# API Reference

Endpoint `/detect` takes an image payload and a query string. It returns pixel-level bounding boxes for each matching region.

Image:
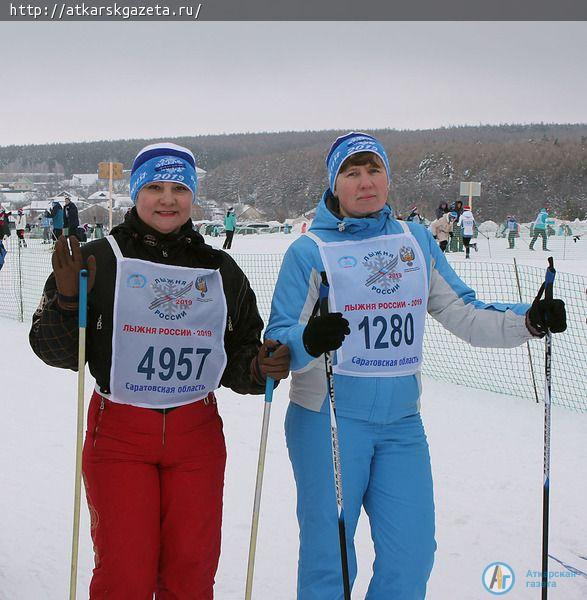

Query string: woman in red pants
[30,142,290,599]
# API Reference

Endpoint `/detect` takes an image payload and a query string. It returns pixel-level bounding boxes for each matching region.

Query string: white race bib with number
[105,236,227,408]
[308,222,428,377]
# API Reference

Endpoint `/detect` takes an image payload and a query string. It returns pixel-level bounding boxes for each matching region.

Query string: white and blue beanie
[130,142,198,203]
[326,132,391,193]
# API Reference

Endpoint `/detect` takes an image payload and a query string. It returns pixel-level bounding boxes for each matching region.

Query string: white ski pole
[245,372,275,600]
[69,268,88,600]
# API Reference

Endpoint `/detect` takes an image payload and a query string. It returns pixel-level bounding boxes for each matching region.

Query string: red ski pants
[82,391,227,599]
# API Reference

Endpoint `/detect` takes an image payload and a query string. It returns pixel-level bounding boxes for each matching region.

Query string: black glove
[526,299,567,336]
[302,313,350,357]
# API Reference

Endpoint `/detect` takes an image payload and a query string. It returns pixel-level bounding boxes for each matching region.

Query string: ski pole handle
[319,271,329,317]
[544,257,555,303]
[264,375,274,403]
[78,269,88,327]
[264,346,275,402]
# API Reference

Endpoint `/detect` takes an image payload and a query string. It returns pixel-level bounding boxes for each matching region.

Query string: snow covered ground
[1,318,587,600]
[1,226,585,598]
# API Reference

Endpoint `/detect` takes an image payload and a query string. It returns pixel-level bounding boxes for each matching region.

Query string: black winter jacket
[29,209,265,397]
[64,201,80,230]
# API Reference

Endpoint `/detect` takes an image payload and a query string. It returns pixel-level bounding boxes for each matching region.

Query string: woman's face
[136,181,192,234]
[334,155,388,218]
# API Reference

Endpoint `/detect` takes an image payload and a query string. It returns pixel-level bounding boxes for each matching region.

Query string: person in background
[29,142,291,600]
[529,208,553,251]
[94,219,104,240]
[0,237,6,271]
[64,196,81,241]
[15,207,27,247]
[223,207,237,249]
[49,199,64,242]
[0,203,12,243]
[506,215,519,249]
[435,201,449,220]
[265,131,567,600]
[449,200,464,252]
[429,210,453,252]
[41,210,52,244]
[457,205,476,259]
[406,205,424,224]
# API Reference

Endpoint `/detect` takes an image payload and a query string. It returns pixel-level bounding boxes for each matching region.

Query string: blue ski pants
[285,403,436,600]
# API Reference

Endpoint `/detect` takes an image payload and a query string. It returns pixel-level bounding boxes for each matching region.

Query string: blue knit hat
[130,142,198,203]
[326,132,391,193]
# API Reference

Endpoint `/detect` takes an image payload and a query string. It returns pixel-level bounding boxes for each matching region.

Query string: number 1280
[357,314,414,349]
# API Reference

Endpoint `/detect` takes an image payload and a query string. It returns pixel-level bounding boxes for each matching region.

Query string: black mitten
[302,313,350,357]
[526,299,567,336]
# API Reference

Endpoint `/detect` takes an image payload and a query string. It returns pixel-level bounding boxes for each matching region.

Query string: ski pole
[245,370,275,600]
[69,268,88,600]
[319,272,351,600]
[540,257,556,599]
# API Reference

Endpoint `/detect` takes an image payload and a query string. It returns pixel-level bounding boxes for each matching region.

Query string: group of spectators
[0,196,107,249]
[429,200,478,257]
[426,202,576,253]
[1,204,29,248]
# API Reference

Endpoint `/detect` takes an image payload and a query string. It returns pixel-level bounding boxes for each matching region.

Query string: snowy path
[1,319,586,599]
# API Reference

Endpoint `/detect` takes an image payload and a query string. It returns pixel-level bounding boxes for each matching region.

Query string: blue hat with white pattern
[130,142,198,203]
[326,132,391,193]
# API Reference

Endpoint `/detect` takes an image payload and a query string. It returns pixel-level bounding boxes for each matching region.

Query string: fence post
[16,237,24,322]
[513,258,539,403]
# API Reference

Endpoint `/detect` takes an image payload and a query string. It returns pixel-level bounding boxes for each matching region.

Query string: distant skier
[457,205,476,258]
[529,208,552,251]
[14,208,27,247]
[506,215,519,249]
[266,131,567,600]
[223,207,237,249]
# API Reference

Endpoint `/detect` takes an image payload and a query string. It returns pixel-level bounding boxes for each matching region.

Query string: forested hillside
[1,124,585,221]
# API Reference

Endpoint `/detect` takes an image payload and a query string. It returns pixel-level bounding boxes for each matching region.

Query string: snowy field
[1,227,586,599]
[200,228,587,273]
[1,319,587,599]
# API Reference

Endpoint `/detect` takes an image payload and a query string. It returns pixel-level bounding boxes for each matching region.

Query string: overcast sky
[0,22,585,146]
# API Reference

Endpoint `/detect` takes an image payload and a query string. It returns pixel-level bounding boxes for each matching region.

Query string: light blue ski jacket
[533,209,554,231]
[266,194,533,424]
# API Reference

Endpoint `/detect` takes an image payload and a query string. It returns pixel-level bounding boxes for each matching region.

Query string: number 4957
[137,346,211,381]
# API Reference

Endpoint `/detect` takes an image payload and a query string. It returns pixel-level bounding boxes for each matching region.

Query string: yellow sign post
[98,161,124,230]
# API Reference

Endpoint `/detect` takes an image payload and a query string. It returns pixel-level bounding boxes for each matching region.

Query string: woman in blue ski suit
[265,132,567,600]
